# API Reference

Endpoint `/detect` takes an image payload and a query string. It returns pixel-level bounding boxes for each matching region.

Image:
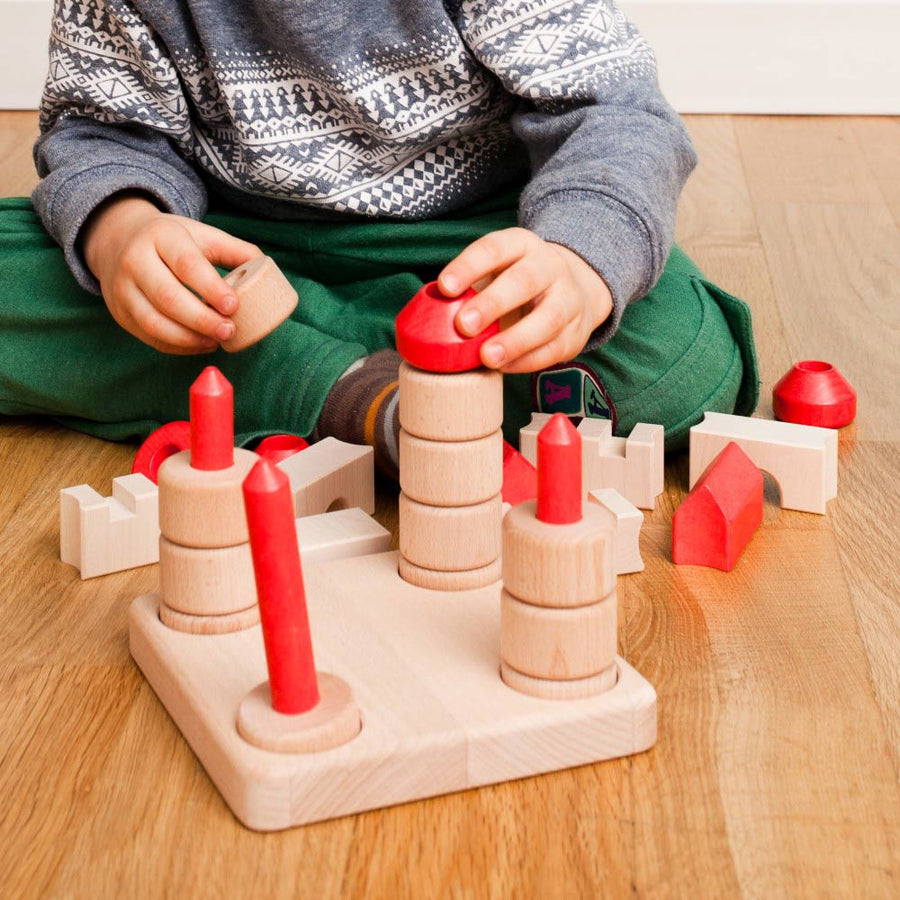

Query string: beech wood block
[502,501,615,607]
[129,551,656,831]
[399,493,502,571]
[295,507,391,565]
[60,473,159,579]
[159,537,256,616]
[277,437,374,518]
[221,255,299,352]
[399,429,502,507]
[237,674,362,754]
[397,556,502,591]
[689,412,838,514]
[158,447,258,548]
[159,598,260,635]
[500,661,618,701]
[587,488,645,575]
[500,589,617,680]
[398,362,503,441]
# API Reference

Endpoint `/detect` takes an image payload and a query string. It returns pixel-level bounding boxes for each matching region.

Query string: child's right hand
[83,193,262,355]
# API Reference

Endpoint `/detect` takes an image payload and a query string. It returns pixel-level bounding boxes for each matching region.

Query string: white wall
[1,0,899,113]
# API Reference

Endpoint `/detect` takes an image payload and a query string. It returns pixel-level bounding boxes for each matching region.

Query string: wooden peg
[190,366,234,471]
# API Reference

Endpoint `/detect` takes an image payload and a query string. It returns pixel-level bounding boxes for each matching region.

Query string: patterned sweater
[33,0,697,343]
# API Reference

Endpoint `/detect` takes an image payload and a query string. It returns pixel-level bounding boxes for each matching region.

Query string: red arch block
[673,441,763,572]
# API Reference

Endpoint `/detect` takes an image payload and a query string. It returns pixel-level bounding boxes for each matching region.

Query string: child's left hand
[438,228,613,373]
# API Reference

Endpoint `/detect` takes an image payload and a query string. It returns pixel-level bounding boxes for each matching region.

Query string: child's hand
[83,194,262,355]
[438,228,613,373]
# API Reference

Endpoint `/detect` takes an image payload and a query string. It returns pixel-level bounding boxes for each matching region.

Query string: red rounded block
[772,361,856,428]
[190,367,234,471]
[256,434,309,464]
[395,281,499,373]
[537,414,582,525]
[132,421,191,485]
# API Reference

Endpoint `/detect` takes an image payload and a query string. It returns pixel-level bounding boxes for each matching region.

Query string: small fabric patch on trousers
[532,362,618,431]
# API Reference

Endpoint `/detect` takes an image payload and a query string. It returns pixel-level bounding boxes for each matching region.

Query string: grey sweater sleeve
[455,1,697,346]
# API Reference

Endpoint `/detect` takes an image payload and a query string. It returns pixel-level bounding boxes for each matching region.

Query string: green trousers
[0,191,758,451]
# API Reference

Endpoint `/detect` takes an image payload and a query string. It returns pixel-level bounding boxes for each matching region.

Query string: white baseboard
[1,0,898,113]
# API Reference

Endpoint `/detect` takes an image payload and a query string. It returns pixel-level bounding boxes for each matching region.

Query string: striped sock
[313,350,401,479]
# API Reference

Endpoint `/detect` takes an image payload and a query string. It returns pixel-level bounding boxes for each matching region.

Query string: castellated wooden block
[588,488,644,575]
[398,362,503,441]
[399,429,502,507]
[502,501,616,607]
[221,255,299,352]
[399,493,502,571]
[276,438,374,519]
[159,537,257,617]
[500,589,617,681]
[60,473,159,579]
[500,661,618,701]
[158,447,258,548]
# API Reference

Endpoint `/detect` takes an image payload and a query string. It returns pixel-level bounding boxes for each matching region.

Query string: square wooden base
[129,551,657,831]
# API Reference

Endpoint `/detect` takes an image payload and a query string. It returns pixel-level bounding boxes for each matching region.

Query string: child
[1,0,758,476]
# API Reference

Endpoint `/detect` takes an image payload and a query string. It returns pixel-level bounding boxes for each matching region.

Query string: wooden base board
[129,551,656,832]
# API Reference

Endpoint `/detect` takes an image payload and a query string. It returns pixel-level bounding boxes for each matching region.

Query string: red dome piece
[772,361,856,428]
[132,421,191,484]
[395,281,499,372]
[256,433,309,464]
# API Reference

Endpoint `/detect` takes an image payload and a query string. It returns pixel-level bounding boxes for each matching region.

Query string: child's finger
[188,221,263,271]
[499,322,583,374]
[454,257,555,337]
[120,285,219,355]
[154,227,240,317]
[479,294,577,369]
[437,227,540,296]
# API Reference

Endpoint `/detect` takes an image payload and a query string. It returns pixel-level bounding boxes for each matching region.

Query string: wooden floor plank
[850,117,900,229]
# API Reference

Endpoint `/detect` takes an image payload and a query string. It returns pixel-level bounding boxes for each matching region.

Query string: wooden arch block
[588,488,644,575]
[689,412,837,514]
[674,442,764,571]
[60,474,159,579]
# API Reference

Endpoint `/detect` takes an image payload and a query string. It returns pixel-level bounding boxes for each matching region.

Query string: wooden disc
[221,255,299,352]
[399,429,502,507]
[158,447,258,548]
[399,492,502,571]
[500,589,617,680]
[500,661,618,700]
[502,501,615,607]
[237,673,362,754]
[159,599,260,635]
[398,362,502,441]
[398,555,502,591]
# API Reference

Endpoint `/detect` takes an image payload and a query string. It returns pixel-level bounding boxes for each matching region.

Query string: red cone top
[190,367,234,471]
[395,281,499,372]
[772,360,856,428]
[536,414,582,525]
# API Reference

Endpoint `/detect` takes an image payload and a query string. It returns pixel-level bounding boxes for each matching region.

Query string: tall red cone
[536,414,582,525]
[190,366,234,471]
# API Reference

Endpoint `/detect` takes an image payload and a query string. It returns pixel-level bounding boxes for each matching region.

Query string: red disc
[132,421,191,485]
[395,281,499,373]
[772,361,856,428]
[256,434,309,464]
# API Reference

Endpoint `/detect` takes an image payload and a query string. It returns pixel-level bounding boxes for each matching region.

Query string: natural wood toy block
[588,488,644,575]
[398,362,502,441]
[500,589,617,680]
[159,600,260,635]
[499,661,618,701]
[295,507,391,565]
[399,429,502,507]
[221,255,299,353]
[276,437,374,518]
[689,412,838,514]
[674,441,764,571]
[60,473,159,579]
[396,556,503,592]
[129,550,657,831]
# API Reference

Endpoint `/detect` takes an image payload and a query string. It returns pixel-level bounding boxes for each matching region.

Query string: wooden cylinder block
[398,556,502,591]
[159,537,256,616]
[159,598,260,635]
[500,661,618,700]
[399,492,502,571]
[500,589,617,680]
[158,448,258,548]
[399,429,502,507]
[502,501,615,607]
[398,362,503,441]
[221,255,299,352]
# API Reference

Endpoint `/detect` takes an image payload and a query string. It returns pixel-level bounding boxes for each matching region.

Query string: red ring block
[132,421,191,484]
[773,360,856,428]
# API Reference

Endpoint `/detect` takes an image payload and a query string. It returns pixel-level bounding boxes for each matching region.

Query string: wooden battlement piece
[587,488,645,575]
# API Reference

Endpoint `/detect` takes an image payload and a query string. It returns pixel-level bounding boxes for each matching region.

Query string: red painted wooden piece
[673,441,763,572]
[256,434,309,464]
[773,360,856,428]
[242,459,321,715]
[536,414,582,525]
[132,421,191,484]
[395,281,499,372]
[190,367,234,471]
[502,440,538,507]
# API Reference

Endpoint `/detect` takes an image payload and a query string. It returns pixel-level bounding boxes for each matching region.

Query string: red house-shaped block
[502,440,538,507]
[673,441,763,572]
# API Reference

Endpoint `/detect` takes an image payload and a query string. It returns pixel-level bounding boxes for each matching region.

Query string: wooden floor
[1,111,898,898]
